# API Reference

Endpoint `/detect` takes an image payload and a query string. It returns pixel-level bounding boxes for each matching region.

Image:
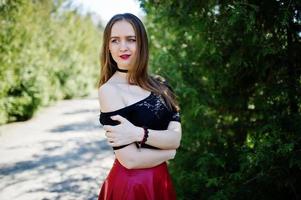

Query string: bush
[0,0,101,124]
[140,0,301,199]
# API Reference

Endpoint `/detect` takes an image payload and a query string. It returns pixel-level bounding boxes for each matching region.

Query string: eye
[111,39,119,43]
[128,38,136,42]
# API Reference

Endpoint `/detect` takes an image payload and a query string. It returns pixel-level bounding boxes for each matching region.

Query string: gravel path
[0,93,114,200]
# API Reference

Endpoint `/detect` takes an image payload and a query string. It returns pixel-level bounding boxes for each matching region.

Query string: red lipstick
[120,54,130,60]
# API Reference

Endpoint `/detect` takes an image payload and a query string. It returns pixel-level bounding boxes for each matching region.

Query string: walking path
[0,92,114,200]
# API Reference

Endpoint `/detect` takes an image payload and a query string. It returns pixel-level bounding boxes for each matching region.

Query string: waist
[113,158,167,173]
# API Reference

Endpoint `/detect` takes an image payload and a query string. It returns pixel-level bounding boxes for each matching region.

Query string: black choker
[116,67,128,73]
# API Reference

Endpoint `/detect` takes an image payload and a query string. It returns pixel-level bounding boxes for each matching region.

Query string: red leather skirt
[98,159,176,200]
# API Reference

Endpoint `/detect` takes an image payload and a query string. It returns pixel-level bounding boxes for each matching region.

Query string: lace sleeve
[157,77,181,123]
[99,112,120,126]
[170,110,181,122]
[155,76,181,122]
[99,111,132,150]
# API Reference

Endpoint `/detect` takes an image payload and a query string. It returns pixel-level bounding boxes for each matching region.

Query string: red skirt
[98,159,177,200]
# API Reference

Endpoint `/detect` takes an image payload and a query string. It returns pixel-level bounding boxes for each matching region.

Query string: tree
[0,0,101,124]
[140,0,301,199]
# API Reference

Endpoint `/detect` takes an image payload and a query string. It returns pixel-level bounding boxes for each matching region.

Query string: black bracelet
[137,126,149,149]
[141,126,149,145]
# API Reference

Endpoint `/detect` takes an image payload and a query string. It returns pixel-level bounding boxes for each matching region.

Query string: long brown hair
[98,13,179,112]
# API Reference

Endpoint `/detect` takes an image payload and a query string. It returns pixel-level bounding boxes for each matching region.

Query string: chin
[118,62,131,68]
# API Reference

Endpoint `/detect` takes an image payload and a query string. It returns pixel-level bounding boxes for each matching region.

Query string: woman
[97,13,182,200]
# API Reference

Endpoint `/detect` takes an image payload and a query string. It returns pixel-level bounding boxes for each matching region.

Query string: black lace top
[99,91,181,150]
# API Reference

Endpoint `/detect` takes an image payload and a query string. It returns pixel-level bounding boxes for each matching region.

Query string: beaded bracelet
[137,126,149,149]
[141,126,149,144]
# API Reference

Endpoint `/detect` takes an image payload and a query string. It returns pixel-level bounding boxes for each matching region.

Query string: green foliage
[0,0,101,124]
[140,0,301,199]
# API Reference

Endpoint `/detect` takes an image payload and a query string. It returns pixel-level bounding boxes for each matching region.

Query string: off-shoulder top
[99,91,181,150]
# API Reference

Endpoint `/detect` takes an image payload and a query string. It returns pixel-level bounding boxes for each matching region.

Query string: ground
[0,93,114,200]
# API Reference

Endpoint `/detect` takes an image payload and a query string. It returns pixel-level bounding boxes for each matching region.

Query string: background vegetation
[2,0,301,199]
[140,0,301,199]
[0,0,101,125]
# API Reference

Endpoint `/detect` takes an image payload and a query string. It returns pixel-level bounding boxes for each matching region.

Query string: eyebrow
[110,36,136,39]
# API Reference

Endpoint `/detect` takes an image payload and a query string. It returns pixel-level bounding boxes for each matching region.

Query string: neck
[113,70,129,83]
[116,67,128,73]
[116,66,129,73]
[111,66,130,83]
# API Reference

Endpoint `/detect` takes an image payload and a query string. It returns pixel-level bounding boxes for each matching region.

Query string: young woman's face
[109,20,137,70]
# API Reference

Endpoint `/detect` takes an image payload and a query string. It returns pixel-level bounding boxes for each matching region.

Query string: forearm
[136,128,181,150]
[114,143,175,169]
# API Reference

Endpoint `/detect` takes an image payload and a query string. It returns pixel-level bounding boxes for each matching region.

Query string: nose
[119,40,128,51]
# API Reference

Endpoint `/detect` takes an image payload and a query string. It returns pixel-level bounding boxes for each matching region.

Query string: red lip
[120,54,130,60]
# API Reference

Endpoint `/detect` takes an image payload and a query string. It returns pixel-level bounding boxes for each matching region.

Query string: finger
[103,125,113,132]
[106,136,114,143]
[105,131,116,139]
[111,115,126,123]
[107,140,114,146]
[108,139,117,146]
[111,141,119,147]
[105,131,110,138]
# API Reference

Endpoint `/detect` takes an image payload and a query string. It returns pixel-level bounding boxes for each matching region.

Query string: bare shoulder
[98,83,125,112]
[98,83,116,98]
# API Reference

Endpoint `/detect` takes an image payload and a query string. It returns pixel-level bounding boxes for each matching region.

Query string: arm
[106,115,182,150]
[135,121,182,150]
[98,85,176,169]
[114,143,176,169]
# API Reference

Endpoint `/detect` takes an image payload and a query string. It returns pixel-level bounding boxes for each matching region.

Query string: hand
[169,150,176,159]
[103,115,143,147]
